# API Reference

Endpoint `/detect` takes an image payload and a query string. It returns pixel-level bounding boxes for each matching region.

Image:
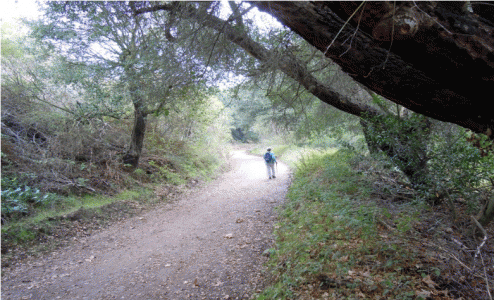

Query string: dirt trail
[2,150,291,299]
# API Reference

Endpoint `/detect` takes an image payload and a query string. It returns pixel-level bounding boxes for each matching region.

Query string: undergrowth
[0,187,158,266]
[257,150,465,300]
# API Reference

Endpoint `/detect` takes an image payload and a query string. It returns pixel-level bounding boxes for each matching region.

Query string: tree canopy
[33,1,238,167]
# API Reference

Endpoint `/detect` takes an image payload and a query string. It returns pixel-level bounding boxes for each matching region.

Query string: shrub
[1,176,58,222]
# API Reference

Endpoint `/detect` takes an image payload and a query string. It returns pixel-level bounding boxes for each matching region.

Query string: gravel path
[2,150,291,299]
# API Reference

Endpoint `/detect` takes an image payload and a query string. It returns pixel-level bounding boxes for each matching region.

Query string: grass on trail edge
[257,150,444,300]
[1,188,158,266]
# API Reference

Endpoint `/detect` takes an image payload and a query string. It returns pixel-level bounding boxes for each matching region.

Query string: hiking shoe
[272,175,276,178]
[269,177,272,179]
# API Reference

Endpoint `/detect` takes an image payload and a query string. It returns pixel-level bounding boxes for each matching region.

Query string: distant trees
[221,88,265,143]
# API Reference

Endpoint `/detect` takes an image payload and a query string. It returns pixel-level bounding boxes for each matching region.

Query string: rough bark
[122,103,147,169]
[360,118,379,154]
[122,74,147,168]
[251,1,494,140]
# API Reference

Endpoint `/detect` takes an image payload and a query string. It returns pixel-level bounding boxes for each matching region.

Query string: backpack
[264,152,273,163]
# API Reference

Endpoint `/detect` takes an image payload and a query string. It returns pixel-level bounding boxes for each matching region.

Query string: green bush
[429,129,492,189]
[363,108,493,212]
[424,128,494,215]
[1,176,58,221]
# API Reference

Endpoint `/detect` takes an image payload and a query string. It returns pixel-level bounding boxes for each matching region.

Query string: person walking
[264,148,277,179]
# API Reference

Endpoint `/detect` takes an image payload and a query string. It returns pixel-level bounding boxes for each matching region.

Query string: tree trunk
[478,197,494,227]
[360,119,379,155]
[123,103,147,169]
[251,1,494,140]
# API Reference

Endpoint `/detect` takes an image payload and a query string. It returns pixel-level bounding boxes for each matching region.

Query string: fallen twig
[450,237,469,252]
[378,219,395,231]
[448,252,473,272]
[481,253,493,300]
[470,215,488,259]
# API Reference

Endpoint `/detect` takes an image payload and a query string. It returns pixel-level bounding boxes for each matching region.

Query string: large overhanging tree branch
[137,2,491,190]
[137,2,440,187]
[250,1,494,140]
[137,2,383,121]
